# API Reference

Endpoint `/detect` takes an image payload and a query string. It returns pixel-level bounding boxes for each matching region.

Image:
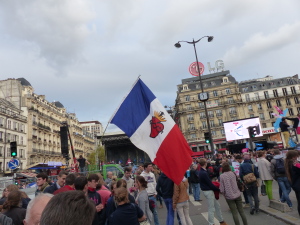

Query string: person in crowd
[153,165,164,208]
[0,185,30,209]
[284,150,300,215]
[105,171,113,188]
[198,158,228,225]
[141,162,160,225]
[53,173,76,195]
[96,174,111,207]
[172,176,193,225]
[135,176,153,224]
[186,165,193,195]
[219,158,234,177]
[40,191,95,225]
[220,163,248,225]
[75,176,88,193]
[280,118,291,148]
[257,151,274,200]
[265,150,274,162]
[0,213,13,224]
[271,149,292,208]
[109,187,145,225]
[23,193,53,225]
[235,155,249,207]
[44,170,68,194]
[77,155,90,173]
[87,174,105,225]
[215,154,223,167]
[2,191,26,225]
[239,153,260,215]
[35,173,49,196]
[189,164,201,201]
[156,172,174,225]
[105,181,117,225]
[122,167,134,192]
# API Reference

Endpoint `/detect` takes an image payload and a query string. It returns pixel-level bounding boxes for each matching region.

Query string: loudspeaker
[60,126,69,155]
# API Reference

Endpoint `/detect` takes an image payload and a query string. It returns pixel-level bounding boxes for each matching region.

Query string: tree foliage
[87,145,106,165]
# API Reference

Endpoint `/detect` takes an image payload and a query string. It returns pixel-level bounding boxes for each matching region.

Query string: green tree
[87,145,106,165]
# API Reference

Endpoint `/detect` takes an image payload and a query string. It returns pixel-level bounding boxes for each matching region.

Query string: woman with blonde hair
[109,187,145,225]
[284,150,300,215]
[257,151,273,200]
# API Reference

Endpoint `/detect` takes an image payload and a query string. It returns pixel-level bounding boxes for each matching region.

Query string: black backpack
[275,158,285,174]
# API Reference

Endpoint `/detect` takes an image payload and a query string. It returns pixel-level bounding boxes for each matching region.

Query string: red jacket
[53,185,75,195]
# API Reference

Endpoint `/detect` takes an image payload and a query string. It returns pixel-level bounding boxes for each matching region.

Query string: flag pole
[108,75,141,124]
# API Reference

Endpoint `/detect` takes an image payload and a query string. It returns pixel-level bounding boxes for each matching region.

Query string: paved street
[156,181,299,225]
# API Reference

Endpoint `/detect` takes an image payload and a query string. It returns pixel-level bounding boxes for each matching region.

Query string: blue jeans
[277,177,292,207]
[163,198,174,225]
[149,195,160,225]
[191,183,200,201]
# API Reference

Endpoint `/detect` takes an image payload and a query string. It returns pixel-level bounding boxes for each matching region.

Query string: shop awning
[218,148,227,152]
[191,151,204,157]
[16,172,37,178]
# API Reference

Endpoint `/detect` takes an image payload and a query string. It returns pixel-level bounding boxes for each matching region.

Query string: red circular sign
[189,62,205,76]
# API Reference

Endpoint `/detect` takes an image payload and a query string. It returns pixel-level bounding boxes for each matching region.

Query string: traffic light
[204,132,210,144]
[10,141,17,157]
[248,124,260,138]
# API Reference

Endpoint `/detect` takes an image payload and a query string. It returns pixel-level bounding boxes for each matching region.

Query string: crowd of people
[0,149,299,225]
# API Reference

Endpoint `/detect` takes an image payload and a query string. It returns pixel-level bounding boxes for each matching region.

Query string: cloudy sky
[0,0,299,132]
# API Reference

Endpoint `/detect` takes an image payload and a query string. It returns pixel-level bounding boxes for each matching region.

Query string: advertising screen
[223,117,263,141]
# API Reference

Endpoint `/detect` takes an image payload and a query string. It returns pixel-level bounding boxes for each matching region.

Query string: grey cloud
[0,0,94,76]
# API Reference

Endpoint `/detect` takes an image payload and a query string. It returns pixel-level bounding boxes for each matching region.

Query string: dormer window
[223,77,228,83]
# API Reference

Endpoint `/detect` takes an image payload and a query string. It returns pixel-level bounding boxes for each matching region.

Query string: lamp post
[174,36,215,153]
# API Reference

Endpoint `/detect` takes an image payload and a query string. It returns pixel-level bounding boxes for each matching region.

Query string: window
[211,81,216,86]
[213,90,218,97]
[218,119,223,126]
[266,101,272,109]
[250,114,254,117]
[229,107,236,114]
[202,121,207,129]
[297,107,300,114]
[185,95,190,101]
[294,97,299,104]
[7,148,10,157]
[7,120,11,129]
[200,112,206,119]
[189,134,196,139]
[223,77,228,83]
[262,123,267,128]
[248,105,253,111]
[276,100,281,107]
[186,104,192,110]
[187,114,194,121]
[254,93,259,100]
[208,111,214,118]
[211,130,216,136]
[198,102,204,108]
[257,103,262,110]
[273,90,278,97]
[243,87,248,92]
[282,88,288,96]
[210,120,215,127]
[183,85,188,90]
[286,98,291,106]
[216,109,222,116]
[221,129,225,134]
[291,86,296,94]
[188,124,195,130]
[287,78,293,85]
[245,94,250,102]
[269,111,274,118]
[225,88,231,94]
[227,97,234,104]
[20,136,23,145]
[259,113,265,120]
[203,83,208,87]
[289,108,294,116]
[264,91,269,99]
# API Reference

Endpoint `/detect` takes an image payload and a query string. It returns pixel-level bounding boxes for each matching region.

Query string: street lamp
[174,36,215,153]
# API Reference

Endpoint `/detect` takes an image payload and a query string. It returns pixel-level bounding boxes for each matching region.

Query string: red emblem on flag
[150,111,166,138]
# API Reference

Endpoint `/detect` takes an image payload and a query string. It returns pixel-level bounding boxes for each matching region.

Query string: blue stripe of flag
[111,79,156,137]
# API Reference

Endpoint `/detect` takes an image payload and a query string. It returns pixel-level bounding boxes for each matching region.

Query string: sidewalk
[255,180,300,225]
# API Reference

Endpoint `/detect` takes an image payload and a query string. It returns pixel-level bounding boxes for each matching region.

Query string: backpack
[275,158,285,174]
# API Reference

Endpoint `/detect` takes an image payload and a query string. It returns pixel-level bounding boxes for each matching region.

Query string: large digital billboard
[223,117,263,141]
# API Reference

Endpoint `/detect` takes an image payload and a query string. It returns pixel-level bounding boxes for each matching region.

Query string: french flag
[110,78,193,184]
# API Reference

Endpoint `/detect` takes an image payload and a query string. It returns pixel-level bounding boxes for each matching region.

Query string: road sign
[7,159,20,170]
[189,62,205,76]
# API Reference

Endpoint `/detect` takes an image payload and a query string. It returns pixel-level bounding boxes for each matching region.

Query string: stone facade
[175,71,300,152]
